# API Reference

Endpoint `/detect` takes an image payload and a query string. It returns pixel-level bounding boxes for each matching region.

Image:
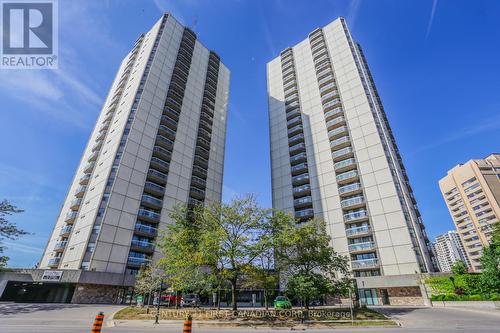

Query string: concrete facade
[267,16,436,285]
[439,153,500,271]
[39,14,229,276]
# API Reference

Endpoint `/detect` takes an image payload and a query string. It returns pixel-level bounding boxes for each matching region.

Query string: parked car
[162,293,182,306]
[273,296,292,309]
[181,294,200,307]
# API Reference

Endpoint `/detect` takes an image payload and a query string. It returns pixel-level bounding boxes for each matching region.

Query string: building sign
[41,270,63,281]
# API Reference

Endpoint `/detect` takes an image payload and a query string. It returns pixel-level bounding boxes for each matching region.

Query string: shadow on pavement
[0,303,83,315]
[371,306,425,317]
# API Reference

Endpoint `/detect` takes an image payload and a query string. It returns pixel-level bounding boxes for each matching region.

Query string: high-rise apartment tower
[40,14,230,276]
[432,231,470,272]
[267,17,435,305]
[439,153,500,271]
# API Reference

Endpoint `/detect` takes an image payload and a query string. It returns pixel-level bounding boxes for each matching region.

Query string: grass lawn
[113,306,395,326]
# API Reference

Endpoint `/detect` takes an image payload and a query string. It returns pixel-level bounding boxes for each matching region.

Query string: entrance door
[358,289,378,305]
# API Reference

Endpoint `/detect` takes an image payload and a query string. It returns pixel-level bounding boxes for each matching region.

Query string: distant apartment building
[7,13,230,303]
[432,231,470,272]
[267,17,436,305]
[439,153,500,271]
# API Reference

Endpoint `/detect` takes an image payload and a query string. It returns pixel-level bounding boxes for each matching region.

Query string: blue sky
[1,0,499,268]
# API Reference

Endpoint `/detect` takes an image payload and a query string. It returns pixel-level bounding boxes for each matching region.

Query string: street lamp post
[154,280,164,324]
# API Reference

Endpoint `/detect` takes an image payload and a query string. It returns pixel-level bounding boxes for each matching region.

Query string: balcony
[341,196,365,209]
[191,176,207,189]
[188,198,203,207]
[332,147,354,161]
[156,135,174,150]
[91,141,103,152]
[285,94,299,105]
[289,142,306,154]
[336,170,359,185]
[345,225,371,238]
[338,183,363,196]
[326,116,346,130]
[324,107,343,121]
[161,115,178,130]
[70,198,82,211]
[351,258,379,270]
[320,82,336,93]
[287,124,303,136]
[99,123,110,133]
[130,240,155,253]
[83,162,95,174]
[334,158,356,172]
[295,208,314,220]
[198,128,212,140]
[316,62,331,75]
[292,173,309,186]
[88,151,98,162]
[290,152,307,165]
[48,257,60,267]
[65,211,77,223]
[313,54,329,65]
[127,256,151,267]
[330,136,351,150]
[134,224,158,237]
[59,225,72,237]
[294,196,312,208]
[54,241,67,252]
[293,184,311,197]
[288,133,304,146]
[199,119,212,132]
[147,169,168,185]
[321,91,339,103]
[79,173,91,185]
[141,194,163,209]
[159,125,176,139]
[137,208,161,223]
[190,187,205,200]
[144,181,165,197]
[291,162,308,175]
[318,74,334,86]
[152,146,172,161]
[286,108,301,120]
[196,146,210,159]
[328,126,349,140]
[348,241,376,253]
[74,185,87,198]
[192,165,208,178]
[193,155,209,168]
[164,106,180,120]
[287,115,302,128]
[150,157,170,173]
[197,137,211,150]
[344,209,369,223]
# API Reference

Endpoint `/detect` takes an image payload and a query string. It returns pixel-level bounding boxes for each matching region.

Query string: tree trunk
[231,278,238,313]
[304,296,309,310]
[217,286,221,310]
[264,289,268,310]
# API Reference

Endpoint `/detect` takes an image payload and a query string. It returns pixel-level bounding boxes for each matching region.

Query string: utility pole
[154,280,164,324]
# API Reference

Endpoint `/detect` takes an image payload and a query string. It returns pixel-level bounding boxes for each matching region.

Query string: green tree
[479,223,500,293]
[451,260,468,275]
[0,200,27,268]
[276,217,350,309]
[135,264,164,306]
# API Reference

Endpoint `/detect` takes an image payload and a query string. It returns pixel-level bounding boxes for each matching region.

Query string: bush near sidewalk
[430,294,500,301]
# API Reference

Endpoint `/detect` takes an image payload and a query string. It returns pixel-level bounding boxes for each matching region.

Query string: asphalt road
[0,303,499,332]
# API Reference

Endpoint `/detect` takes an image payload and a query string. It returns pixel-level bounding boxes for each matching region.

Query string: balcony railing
[70,198,82,210]
[65,211,77,223]
[159,125,176,139]
[290,152,307,164]
[288,133,304,145]
[286,108,301,120]
[339,183,362,195]
[289,142,306,153]
[348,241,375,252]
[79,173,91,185]
[127,256,151,266]
[287,116,302,128]
[334,158,356,171]
[156,135,174,149]
[144,182,165,196]
[191,176,207,188]
[320,82,336,92]
[135,224,157,236]
[150,157,170,172]
[83,162,95,174]
[59,225,72,236]
[147,169,168,183]
[330,136,350,149]
[192,165,208,178]
[295,208,314,219]
[291,162,308,174]
[48,257,61,266]
[332,147,354,160]
[153,146,172,160]
[54,241,67,251]
[141,194,163,208]
[344,209,368,222]
[294,196,312,207]
[138,208,161,222]
[75,185,87,198]
[326,116,346,129]
[190,187,205,199]
[345,225,371,237]
[351,258,379,269]
[318,75,334,86]
[341,196,365,208]
[293,184,311,195]
[321,91,339,102]
[131,240,155,252]
[292,173,309,185]
[329,126,348,139]
[287,124,303,136]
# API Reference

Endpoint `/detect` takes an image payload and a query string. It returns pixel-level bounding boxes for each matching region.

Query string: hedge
[430,294,500,301]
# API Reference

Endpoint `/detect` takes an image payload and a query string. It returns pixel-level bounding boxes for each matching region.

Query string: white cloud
[426,0,438,39]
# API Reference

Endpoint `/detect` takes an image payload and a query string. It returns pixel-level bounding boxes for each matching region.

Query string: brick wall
[71,284,123,304]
